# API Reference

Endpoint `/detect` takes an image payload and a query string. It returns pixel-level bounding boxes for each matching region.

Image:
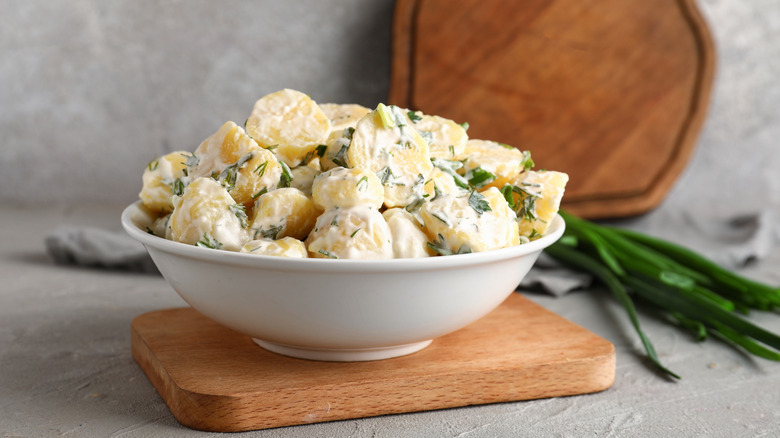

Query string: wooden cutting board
[131,294,614,432]
[390,0,714,219]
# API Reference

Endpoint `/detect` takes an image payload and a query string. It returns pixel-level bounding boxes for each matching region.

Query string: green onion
[376,103,395,128]
[545,242,680,379]
[543,210,780,379]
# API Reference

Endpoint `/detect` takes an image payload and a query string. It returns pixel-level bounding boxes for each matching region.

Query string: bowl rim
[121,201,565,273]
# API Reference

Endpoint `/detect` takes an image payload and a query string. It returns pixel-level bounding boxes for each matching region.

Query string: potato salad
[138,88,568,259]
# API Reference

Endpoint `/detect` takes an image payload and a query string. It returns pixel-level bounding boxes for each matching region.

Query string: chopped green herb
[432,183,444,201]
[376,166,393,184]
[458,121,469,131]
[196,233,222,250]
[255,223,284,240]
[431,212,450,226]
[427,234,472,256]
[332,145,349,168]
[254,161,268,177]
[498,142,515,150]
[318,249,339,259]
[278,161,293,188]
[431,158,469,189]
[518,191,538,221]
[405,197,426,215]
[521,150,534,171]
[145,226,155,235]
[266,144,279,151]
[315,144,328,158]
[251,187,268,200]
[229,204,249,228]
[350,228,361,238]
[407,110,423,123]
[501,183,540,220]
[147,158,159,172]
[331,216,339,227]
[390,105,408,128]
[419,130,434,145]
[172,177,186,196]
[449,145,455,156]
[182,153,199,168]
[356,175,369,191]
[464,166,496,189]
[468,190,492,215]
[219,152,254,190]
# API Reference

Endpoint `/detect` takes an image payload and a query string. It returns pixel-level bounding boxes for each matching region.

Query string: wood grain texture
[131,294,615,432]
[390,0,714,219]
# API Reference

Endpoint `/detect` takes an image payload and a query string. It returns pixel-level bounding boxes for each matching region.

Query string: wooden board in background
[131,294,615,432]
[390,0,714,219]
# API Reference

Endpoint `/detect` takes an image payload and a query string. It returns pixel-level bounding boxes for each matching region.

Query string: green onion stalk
[543,211,780,379]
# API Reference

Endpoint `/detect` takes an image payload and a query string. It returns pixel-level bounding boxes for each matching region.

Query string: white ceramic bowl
[121,201,564,361]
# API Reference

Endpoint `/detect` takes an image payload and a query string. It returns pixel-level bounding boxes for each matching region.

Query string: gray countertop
[2,204,779,437]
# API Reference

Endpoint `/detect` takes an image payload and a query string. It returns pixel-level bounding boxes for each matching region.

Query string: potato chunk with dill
[428,166,469,197]
[319,127,353,171]
[244,88,331,167]
[410,113,468,159]
[169,177,250,251]
[188,121,259,180]
[460,139,534,190]
[186,121,283,208]
[504,170,569,239]
[240,237,308,258]
[249,187,320,241]
[139,151,189,214]
[347,104,433,208]
[227,148,283,208]
[305,206,393,259]
[311,166,384,210]
[421,187,519,254]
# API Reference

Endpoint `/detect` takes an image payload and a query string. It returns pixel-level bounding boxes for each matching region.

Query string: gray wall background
[2,0,779,221]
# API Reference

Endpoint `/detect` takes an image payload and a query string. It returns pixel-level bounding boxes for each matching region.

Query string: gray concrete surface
[3,0,780,436]
[0,0,394,206]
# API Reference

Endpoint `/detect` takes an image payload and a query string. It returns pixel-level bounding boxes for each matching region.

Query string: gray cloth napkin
[45,226,158,273]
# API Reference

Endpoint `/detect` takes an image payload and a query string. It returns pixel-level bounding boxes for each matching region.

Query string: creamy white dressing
[240,237,308,258]
[421,188,518,252]
[311,166,384,210]
[139,151,189,212]
[383,208,430,258]
[290,165,319,197]
[189,122,257,180]
[170,178,249,251]
[306,206,393,259]
[461,139,528,179]
[350,108,432,208]
[412,114,467,159]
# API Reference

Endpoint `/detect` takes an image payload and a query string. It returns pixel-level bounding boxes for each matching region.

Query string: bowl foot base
[252,338,433,361]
